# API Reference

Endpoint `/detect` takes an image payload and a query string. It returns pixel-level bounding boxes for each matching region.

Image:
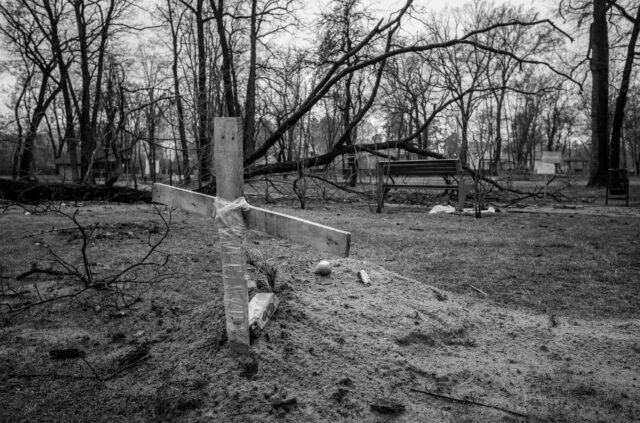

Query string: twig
[11,287,91,316]
[81,357,104,382]
[469,285,488,297]
[10,353,151,382]
[260,177,288,197]
[0,290,29,297]
[390,272,448,300]
[103,354,150,380]
[6,372,102,381]
[101,206,171,287]
[409,388,528,419]
[33,282,43,302]
[16,268,68,280]
[5,205,173,316]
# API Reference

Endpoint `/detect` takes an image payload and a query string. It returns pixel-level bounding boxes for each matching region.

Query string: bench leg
[376,167,384,213]
[377,188,388,213]
[458,182,470,211]
[626,181,629,206]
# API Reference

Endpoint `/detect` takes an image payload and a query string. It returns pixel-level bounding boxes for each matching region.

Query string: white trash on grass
[462,206,496,215]
[429,205,456,214]
[429,205,497,215]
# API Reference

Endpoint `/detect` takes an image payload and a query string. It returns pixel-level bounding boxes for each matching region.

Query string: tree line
[0,0,638,189]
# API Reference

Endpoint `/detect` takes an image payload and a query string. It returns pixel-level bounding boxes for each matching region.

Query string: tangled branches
[1,202,175,315]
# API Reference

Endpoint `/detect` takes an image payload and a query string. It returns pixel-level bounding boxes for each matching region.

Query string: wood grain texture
[219,243,250,353]
[214,117,244,200]
[152,183,215,217]
[246,206,351,257]
[214,117,249,353]
[152,183,351,257]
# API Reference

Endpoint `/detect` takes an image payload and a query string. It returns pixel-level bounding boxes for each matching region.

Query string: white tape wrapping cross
[214,196,252,349]
[213,196,251,239]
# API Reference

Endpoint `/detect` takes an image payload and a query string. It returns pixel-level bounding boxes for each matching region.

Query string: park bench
[606,168,629,206]
[376,159,471,212]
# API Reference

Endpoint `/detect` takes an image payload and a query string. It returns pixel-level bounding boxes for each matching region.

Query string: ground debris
[331,388,351,402]
[357,270,371,287]
[239,357,259,379]
[1,198,639,422]
[409,387,528,419]
[118,343,150,366]
[338,377,354,386]
[370,398,406,415]
[271,397,297,412]
[49,348,85,360]
[152,384,203,419]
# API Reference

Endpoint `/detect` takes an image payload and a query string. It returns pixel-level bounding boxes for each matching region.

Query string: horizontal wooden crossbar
[152,183,351,257]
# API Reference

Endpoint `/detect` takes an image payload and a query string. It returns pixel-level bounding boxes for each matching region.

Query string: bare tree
[0,0,61,180]
[160,0,191,183]
[589,0,610,186]
[624,84,640,174]
[235,0,575,182]
[608,1,640,169]
[560,0,639,185]
[482,2,561,173]
[381,52,448,156]
[426,3,494,166]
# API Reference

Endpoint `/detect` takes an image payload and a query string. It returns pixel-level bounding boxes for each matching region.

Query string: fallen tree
[0,178,152,204]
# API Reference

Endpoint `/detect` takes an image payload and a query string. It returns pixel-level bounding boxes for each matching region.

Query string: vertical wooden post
[214,117,250,353]
[376,162,384,213]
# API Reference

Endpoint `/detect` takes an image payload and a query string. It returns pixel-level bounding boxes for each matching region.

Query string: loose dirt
[0,196,638,422]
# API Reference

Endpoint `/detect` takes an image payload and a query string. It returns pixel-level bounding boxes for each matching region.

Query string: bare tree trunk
[166,0,191,183]
[609,4,640,169]
[460,114,469,166]
[492,94,504,174]
[43,0,80,183]
[243,0,258,158]
[74,0,96,183]
[588,0,609,186]
[18,72,60,180]
[196,0,211,183]
[11,72,30,180]
[12,137,23,181]
[148,88,157,183]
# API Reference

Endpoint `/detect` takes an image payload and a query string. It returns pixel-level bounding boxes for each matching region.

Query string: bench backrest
[378,159,461,177]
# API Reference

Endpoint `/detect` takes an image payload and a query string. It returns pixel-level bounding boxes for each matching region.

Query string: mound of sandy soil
[1,204,638,422]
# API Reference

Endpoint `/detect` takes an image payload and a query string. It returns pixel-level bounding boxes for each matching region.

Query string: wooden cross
[152,117,351,353]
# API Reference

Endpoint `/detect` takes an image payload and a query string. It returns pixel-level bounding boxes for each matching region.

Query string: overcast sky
[0,0,560,117]
[308,0,555,19]
[291,0,559,47]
